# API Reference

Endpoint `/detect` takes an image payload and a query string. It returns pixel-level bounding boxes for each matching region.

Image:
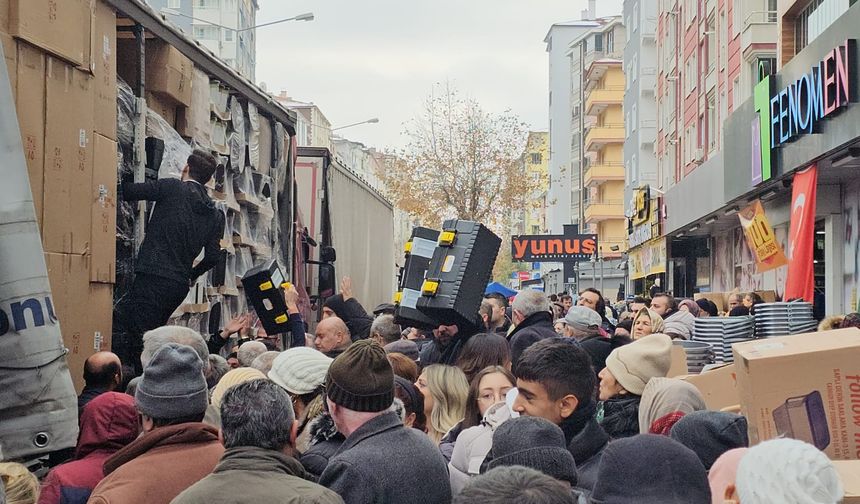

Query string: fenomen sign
[753,39,857,185]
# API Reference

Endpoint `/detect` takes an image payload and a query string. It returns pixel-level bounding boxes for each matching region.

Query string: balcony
[584,49,623,85]
[742,11,777,59]
[583,198,625,224]
[583,162,624,187]
[640,119,657,147]
[585,124,624,152]
[585,86,624,114]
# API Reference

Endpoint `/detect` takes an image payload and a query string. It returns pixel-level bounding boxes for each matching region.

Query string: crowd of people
[0,280,855,504]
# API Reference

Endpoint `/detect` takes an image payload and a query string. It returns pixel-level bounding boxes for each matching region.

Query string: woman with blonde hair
[415,364,469,450]
[0,462,39,504]
[632,307,665,339]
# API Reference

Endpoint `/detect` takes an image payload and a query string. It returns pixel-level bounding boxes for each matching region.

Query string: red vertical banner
[784,165,818,302]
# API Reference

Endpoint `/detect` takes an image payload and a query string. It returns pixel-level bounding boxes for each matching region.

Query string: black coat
[123,178,224,284]
[300,412,345,479]
[508,311,557,374]
[559,404,610,492]
[319,412,451,504]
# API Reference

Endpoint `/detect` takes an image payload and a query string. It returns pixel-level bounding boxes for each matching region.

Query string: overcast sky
[256,1,624,151]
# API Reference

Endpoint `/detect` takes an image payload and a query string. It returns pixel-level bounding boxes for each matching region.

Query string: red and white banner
[784,164,818,302]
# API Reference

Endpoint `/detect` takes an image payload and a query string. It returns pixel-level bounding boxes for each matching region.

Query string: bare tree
[381,83,538,233]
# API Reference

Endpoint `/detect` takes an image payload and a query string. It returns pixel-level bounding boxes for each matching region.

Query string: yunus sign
[753,39,856,184]
[511,233,598,262]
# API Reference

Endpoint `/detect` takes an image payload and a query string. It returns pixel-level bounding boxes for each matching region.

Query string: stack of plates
[754,302,817,337]
[693,316,755,363]
[673,340,715,374]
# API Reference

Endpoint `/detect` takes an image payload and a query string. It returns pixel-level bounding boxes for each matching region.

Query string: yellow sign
[738,199,788,273]
[629,239,667,280]
[633,187,651,226]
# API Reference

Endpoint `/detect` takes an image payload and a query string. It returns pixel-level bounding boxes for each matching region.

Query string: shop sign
[629,239,667,280]
[628,223,653,248]
[738,199,788,273]
[511,231,598,262]
[753,39,856,185]
[632,187,650,225]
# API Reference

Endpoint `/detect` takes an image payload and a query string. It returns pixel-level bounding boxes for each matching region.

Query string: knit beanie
[486,416,578,486]
[605,334,672,395]
[735,438,843,504]
[669,410,749,469]
[269,347,333,395]
[709,448,747,504]
[326,339,394,412]
[211,367,266,408]
[135,343,209,419]
[590,434,711,504]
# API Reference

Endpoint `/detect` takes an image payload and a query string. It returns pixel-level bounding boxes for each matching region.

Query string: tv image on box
[416,220,501,330]
[772,390,830,450]
[394,227,440,330]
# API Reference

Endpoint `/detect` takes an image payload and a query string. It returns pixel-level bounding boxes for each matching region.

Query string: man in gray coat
[173,379,342,504]
[319,340,452,504]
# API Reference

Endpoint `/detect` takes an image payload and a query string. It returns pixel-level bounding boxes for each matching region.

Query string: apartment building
[574,17,627,258]
[655,0,778,296]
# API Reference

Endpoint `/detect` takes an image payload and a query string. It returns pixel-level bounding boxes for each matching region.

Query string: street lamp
[161,9,314,32]
[331,118,380,131]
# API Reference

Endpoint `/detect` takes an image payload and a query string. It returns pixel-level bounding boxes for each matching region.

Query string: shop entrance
[814,220,826,317]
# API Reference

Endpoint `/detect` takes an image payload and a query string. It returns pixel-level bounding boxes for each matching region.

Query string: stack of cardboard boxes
[1,0,118,391]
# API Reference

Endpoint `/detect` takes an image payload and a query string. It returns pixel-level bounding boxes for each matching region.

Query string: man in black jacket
[507,289,557,374]
[119,150,224,373]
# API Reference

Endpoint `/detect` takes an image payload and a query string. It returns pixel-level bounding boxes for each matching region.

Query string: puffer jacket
[448,402,512,496]
[599,395,642,440]
[300,412,346,479]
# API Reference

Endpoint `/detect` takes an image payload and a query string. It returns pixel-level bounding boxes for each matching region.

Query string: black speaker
[394,227,440,330]
[241,259,290,335]
[416,220,501,330]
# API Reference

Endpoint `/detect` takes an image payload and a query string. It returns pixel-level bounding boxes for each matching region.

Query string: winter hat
[669,410,749,469]
[735,438,843,504]
[663,310,696,339]
[135,343,209,419]
[678,299,701,317]
[604,334,672,395]
[326,339,394,412]
[590,434,710,504]
[486,416,578,486]
[638,377,706,434]
[269,347,333,395]
[384,339,420,361]
[709,448,747,504]
[211,367,266,408]
[565,305,602,331]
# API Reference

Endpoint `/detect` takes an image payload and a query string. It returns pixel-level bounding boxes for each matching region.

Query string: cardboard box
[175,67,211,145]
[667,345,688,378]
[146,39,192,107]
[733,328,860,459]
[0,0,10,33]
[832,460,860,503]
[680,363,739,411]
[15,41,45,227]
[10,0,91,68]
[90,133,116,283]
[91,0,116,140]
[146,91,178,127]
[42,57,94,255]
[45,252,113,393]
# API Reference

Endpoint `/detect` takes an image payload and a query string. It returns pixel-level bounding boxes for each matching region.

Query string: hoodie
[323,295,374,341]
[663,310,696,340]
[39,393,140,504]
[123,178,225,284]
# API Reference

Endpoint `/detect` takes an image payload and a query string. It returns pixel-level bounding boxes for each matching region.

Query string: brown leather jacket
[88,422,224,504]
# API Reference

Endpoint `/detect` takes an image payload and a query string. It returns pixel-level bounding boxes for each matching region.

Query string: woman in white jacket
[448,365,516,495]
